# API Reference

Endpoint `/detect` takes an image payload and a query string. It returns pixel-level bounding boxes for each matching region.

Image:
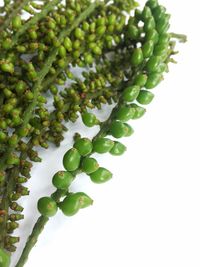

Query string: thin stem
[170,33,187,43]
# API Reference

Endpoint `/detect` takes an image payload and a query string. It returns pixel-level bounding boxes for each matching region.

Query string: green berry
[74,28,84,40]
[110,121,127,138]
[93,138,114,154]
[52,171,74,190]
[59,192,93,216]
[144,17,156,32]
[124,123,134,137]
[152,5,166,21]
[134,74,148,87]
[115,106,134,122]
[0,62,14,73]
[12,16,22,29]
[131,48,144,66]
[146,56,162,73]
[0,248,10,267]
[130,104,146,119]
[90,167,113,184]
[146,0,158,9]
[122,85,140,102]
[81,157,99,174]
[63,37,72,51]
[0,131,7,142]
[15,81,26,95]
[145,29,159,44]
[82,112,99,127]
[141,6,152,21]
[127,25,139,40]
[109,142,127,156]
[58,46,66,57]
[137,90,154,105]
[142,40,154,58]
[37,197,57,217]
[74,138,93,156]
[145,73,162,89]
[63,148,81,171]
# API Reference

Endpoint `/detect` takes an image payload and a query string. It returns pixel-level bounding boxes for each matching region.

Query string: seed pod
[82,112,99,127]
[37,197,57,217]
[52,171,74,190]
[137,90,155,105]
[131,48,144,66]
[0,248,10,267]
[81,157,99,174]
[130,104,146,119]
[110,121,127,138]
[145,73,162,89]
[115,106,135,122]
[59,192,93,216]
[90,167,113,184]
[122,85,140,102]
[92,138,114,154]
[74,138,93,156]
[109,142,127,156]
[63,148,81,171]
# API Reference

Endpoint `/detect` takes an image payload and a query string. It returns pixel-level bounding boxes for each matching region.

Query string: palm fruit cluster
[0,0,184,265]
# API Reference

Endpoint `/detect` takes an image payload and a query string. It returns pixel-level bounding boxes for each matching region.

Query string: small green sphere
[137,90,155,105]
[52,171,74,190]
[81,157,99,174]
[63,148,81,171]
[145,73,162,89]
[90,167,113,184]
[122,85,140,102]
[115,106,134,122]
[0,249,10,267]
[12,15,22,29]
[82,112,99,127]
[92,138,114,154]
[37,197,57,217]
[131,48,144,66]
[110,142,127,156]
[110,121,127,138]
[74,138,93,156]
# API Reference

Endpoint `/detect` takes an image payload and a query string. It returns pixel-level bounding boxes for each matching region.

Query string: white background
[1,0,200,266]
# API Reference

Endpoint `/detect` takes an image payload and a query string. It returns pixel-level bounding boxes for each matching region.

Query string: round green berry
[52,171,74,190]
[145,73,162,89]
[12,16,22,29]
[109,142,127,156]
[81,157,99,174]
[130,104,146,119]
[93,138,114,154]
[146,56,162,73]
[142,40,154,58]
[137,90,154,105]
[37,197,57,217]
[74,138,93,156]
[124,123,134,137]
[90,167,113,184]
[122,85,140,102]
[82,112,99,127]
[115,106,134,122]
[63,148,81,171]
[134,74,148,87]
[110,121,127,138]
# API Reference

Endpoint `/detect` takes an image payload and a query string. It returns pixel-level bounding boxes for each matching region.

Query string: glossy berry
[52,171,74,190]
[134,74,148,87]
[145,73,162,89]
[74,138,93,156]
[130,104,146,119]
[137,90,155,105]
[122,85,140,102]
[127,25,139,40]
[0,62,14,73]
[110,121,127,138]
[81,157,99,174]
[37,197,57,217]
[60,192,93,216]
[115,106,134,122]
[146,56,161,73]
[109,142,127,156]
[93,138,114,154]
[124,123,134,137]
[90,167,113,184]
[146,0,158,9]
[82,112,99,127]
[12,16,22,29]
[142,40,154,58]
[0,249,10,267]
[131,48,144,66]
[63,148,81,171]
[145,29,159,44]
